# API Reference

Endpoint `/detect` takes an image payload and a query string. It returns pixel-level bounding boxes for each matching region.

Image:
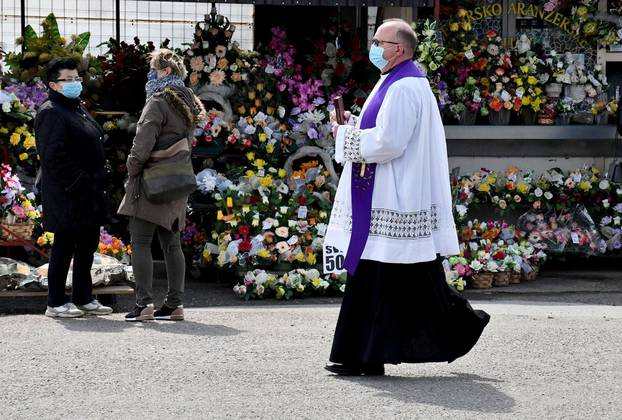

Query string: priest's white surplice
[324,74,460,265]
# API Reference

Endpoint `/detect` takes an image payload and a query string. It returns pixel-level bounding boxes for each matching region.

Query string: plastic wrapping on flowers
[233,268,347,300]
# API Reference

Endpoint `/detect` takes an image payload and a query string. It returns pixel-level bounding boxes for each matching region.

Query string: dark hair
[45,58,79,83]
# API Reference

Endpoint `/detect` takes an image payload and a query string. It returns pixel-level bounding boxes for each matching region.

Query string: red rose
[239,240,252,253]
[298,196,306,205]
[239,225,250,237]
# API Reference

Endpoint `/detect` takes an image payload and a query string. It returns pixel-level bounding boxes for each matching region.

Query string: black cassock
[329,257,490,365]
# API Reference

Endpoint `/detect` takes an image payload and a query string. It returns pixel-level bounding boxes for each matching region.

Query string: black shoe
[124,305,154,322]
[324,363,385,376]
[154,304,184,321]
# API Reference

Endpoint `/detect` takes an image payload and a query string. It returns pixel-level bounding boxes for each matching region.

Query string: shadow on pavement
[54,317,243,337]
[337,371,514,413]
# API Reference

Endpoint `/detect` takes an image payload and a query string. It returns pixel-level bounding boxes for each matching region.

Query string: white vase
[566,84,586,104]
[545,83,562,98]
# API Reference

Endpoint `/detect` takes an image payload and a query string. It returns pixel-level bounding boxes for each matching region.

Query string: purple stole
[343,60,425,275]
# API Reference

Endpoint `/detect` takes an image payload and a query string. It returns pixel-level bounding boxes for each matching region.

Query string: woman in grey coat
[118,49,205,322]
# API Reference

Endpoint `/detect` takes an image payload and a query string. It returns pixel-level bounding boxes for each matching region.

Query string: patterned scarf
[145,75,186,99]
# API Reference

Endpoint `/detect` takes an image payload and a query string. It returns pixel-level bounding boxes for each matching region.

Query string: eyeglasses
[55,77,83,82]
[371,38,400,47]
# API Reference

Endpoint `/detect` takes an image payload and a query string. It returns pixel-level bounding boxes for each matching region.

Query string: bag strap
[149,137,190,160]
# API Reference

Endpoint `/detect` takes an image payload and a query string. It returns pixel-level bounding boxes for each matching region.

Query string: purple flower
[601,216,613,226]
[307,127,318,140]
[613,240,622,250]
[614,203,622,213]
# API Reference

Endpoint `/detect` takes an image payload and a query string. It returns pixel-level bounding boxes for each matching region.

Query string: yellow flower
[202,249,212,261]
[296,252,305,262]
[449,22,459,32]
[522,96,531,106]
[19,153,28,161]
[266,143,274,154]
[257,249,271,258]
[217,211,223,220]
[245,170,255,177]
[0,127,8,134]
[276,286,285,299]
[259,175,273,187]
[306,252,316,265]
[457,8,468,18]
[487,176,496,185]
[312,277,321,288]
[242,205,250,215]
[23,136,36,150]
[516,79,523,87]
[478,183,491,193]
[520,65,529,74]
[246,152,255,161]
[579,181,591,191]
[319,211,328,219]
[253,159,266,168]
[278,169,287,178]
[258,133,267,142]
[527,76,538,85]
[10,133,20,146]
[226,197,233,208]
[517,183,529,194]
[534,87,542,95]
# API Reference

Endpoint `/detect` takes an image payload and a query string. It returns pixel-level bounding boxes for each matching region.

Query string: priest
[324,19,490,376]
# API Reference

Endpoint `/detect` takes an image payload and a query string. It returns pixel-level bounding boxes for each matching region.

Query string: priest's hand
[332,121,340,139]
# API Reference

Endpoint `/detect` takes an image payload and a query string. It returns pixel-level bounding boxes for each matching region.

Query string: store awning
[154,0,432,6]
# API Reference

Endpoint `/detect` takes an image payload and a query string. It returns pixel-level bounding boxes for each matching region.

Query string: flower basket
[470,272,494,289]
[459,109,477,125]
[509,272,521,284]
[492,271,510,287]
[555,114,572,125]
[537,114,554,125]
[0,219,35,241]
[488,109,511,125]
[521,266,539,282]
[572,111,593,125]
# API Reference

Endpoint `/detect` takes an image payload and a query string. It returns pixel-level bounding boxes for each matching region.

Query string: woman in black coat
[34,58,112,318]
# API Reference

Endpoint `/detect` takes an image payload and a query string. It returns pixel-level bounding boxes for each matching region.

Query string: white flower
[534,188,543,197]
[544,192,553,200]
[618,188,622,196]
[238,285,247,296]
[603,199,610,209]
[469,260,483,271]
[456,204,468,217]
[614,216,621,226]
[256,285,265,295]
[278,106,286,118]
[339,284,346,293]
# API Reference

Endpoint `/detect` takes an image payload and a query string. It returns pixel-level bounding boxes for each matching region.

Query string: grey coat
[117,86,205,231]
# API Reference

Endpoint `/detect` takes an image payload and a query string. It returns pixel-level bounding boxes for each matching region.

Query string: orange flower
[300,160,319,171]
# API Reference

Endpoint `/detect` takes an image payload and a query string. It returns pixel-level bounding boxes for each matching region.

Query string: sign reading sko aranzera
[465,2,584,45]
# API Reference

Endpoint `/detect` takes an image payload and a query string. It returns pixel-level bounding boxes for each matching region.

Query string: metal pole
[116,0,121,42]
[20,0,26,48]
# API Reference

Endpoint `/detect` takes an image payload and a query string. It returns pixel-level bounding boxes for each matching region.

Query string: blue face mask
[147,69,157,81]
[369,44,389,70]
[60,81,83,99]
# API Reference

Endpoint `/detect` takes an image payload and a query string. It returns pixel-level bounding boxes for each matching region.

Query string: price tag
[258,169,265,177]
[262,220,273,230]
[298,206,307,219]
[465,49,475,60]
[441,259,451,273]
[287,235,299,246]
[571,232,580,244]
[323,244,346,274]
[501,90,512,102]
[573,174,581,183]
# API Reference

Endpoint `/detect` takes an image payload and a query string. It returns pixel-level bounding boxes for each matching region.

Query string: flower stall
[1,3,622,299]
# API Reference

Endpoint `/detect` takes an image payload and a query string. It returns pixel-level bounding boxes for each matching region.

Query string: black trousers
[329,257,490,366]
[47,225,100,307]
